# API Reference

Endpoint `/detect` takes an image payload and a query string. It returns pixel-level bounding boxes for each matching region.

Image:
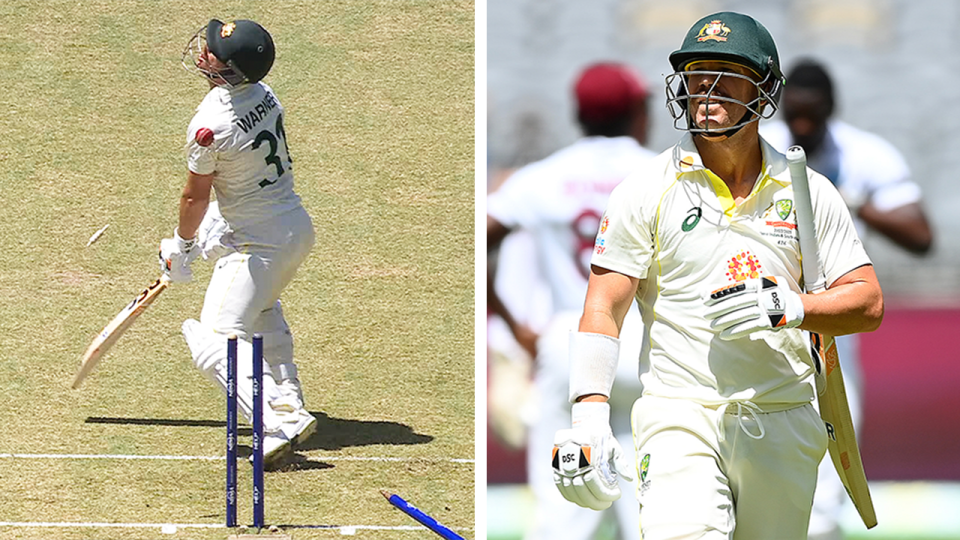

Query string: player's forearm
[178,194,209,239]
[177,171,214,239]
[799,280,883,336]
[858,202,933,255]
[487,272,521,333]
[578,306,623,338]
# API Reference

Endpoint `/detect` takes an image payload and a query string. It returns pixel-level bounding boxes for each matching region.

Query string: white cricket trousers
[202,206,314,333]
[632,395,827,540]
[192,206,315,429]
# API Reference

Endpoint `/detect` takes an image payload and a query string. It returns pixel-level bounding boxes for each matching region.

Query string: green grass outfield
[0,1,474,539]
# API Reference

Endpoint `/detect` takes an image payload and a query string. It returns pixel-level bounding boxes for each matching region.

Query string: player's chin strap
[716,400,766,441]
[568,332,621,403]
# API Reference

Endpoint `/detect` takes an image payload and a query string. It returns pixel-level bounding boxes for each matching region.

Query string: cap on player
[574,63,650,125]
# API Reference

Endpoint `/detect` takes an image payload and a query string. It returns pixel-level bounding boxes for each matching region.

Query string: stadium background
[485,0,960,538]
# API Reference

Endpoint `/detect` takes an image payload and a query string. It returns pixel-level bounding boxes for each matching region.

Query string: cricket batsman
[160,19,317,468]
[551,11,884,539]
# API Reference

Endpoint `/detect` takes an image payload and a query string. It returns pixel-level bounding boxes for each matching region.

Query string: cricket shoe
[260,410,317,470]
[281,408,318,448]
[261,431,294,470]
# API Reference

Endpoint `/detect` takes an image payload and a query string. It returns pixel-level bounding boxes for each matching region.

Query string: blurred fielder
[552,12,884,539]
[488,63,655,539]
[761,58,933,540]
[160,19,317,469]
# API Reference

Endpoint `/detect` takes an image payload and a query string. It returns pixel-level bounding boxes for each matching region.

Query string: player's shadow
[298,411,433,450]
[84,411,433,450]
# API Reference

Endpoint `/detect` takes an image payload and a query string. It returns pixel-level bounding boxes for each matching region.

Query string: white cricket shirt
[488,136,656,314]
[186,82,303,232]
[593,134,872,407]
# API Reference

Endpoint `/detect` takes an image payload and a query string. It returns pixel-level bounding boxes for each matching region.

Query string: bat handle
[786,145,806,166]
[785,145,826,294]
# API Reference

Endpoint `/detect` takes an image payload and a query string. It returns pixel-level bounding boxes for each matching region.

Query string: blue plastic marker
[380,490,464,540]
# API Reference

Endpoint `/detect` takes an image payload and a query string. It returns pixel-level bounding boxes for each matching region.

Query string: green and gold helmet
[182,19,275,88]
[665,12,786,135]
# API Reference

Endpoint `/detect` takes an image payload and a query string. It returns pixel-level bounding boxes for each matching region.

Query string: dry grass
[0,1,474,538]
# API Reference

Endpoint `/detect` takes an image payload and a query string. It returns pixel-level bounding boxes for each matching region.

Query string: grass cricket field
[0,1,475,538]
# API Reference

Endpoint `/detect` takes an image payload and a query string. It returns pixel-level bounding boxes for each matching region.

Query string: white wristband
[568,331,620,403]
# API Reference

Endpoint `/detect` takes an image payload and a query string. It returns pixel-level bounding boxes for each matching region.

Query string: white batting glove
[553,401,634,511]
[158,228,198,283]
[703,276,804,340]
[197,201,234,260]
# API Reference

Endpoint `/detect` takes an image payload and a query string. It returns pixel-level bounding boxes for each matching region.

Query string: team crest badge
[697,20,732,42]
[776,199,793,221]
[221,22,236,38]
[640,454,650,482]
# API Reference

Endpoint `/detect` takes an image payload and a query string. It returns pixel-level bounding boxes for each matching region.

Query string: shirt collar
[671,133,791,187]
[671,133,791,215]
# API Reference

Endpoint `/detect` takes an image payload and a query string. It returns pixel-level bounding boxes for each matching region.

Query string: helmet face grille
[181,25,243,88]
[664,68,781,134]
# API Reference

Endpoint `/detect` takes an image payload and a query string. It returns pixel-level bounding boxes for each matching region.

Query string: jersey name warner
[234,90,279,134]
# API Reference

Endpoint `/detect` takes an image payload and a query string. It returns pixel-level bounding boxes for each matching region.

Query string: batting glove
[703,276,804,340]
[159,228,198,283]
[553,401,634,511]
[197,202,234,260]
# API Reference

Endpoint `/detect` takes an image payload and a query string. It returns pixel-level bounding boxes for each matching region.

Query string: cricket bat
[787,146,877,529]
[71,275,171,389]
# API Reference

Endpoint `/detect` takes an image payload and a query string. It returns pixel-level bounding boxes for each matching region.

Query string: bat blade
[787,146,877,529]
[814,333,878,528]
[71,275,170,389]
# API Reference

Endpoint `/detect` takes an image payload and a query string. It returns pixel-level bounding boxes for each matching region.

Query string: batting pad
[568,332,621,403]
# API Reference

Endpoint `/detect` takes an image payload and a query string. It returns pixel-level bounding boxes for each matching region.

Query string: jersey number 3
[253,114,293,188]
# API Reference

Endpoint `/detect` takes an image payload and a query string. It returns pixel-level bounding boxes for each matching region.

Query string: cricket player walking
[552,12,884,539]
[489,63,655,539]
[160,19,316,469]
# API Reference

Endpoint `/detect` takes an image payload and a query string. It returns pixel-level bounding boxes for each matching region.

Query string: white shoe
[259,410,317,470]
[261,431,294,470]
[283,409,317,448]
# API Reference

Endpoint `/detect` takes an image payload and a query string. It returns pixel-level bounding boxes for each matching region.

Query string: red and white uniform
[488,135,655,540]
